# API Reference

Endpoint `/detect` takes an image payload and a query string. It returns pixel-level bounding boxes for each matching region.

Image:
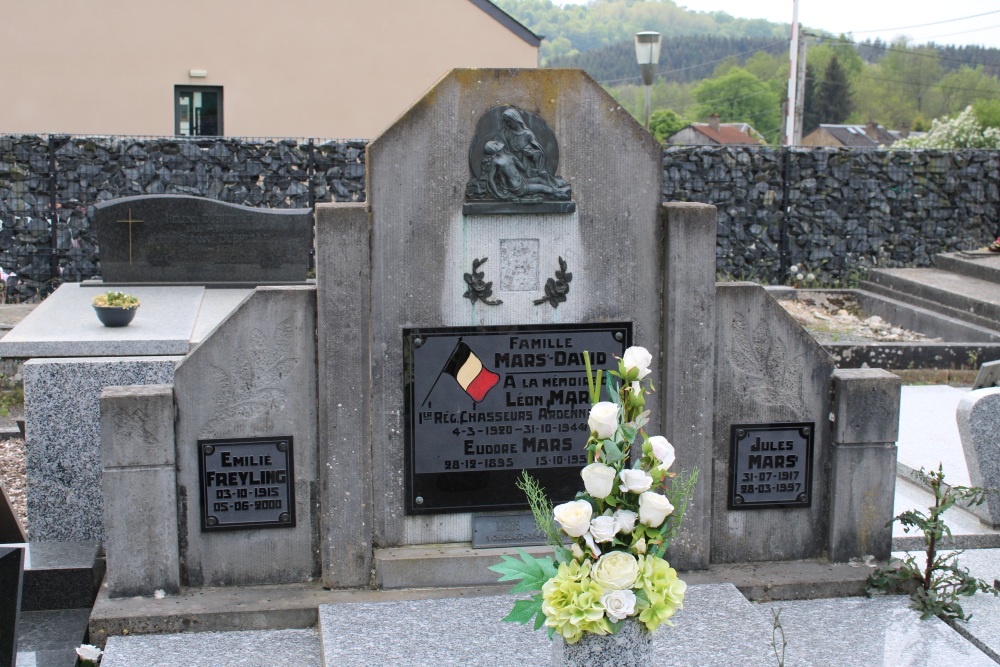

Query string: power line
[922,22,1000,43]
[845,10,1000,35]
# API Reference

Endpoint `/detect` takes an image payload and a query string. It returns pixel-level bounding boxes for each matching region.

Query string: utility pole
[784,0,800,146]
[794,30,807,145]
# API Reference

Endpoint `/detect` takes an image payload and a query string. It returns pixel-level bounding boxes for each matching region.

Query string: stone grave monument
[958,387,1000,527]
[0,195,312,542]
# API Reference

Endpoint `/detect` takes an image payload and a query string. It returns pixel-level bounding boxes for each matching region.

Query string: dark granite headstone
[94,195,312,284]
[0,546,23,667]
[0,481,27,544]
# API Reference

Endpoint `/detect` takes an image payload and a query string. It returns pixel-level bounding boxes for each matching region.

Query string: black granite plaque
[94,195,312,284]
[729,422,814,509]
[0,547,23,666]
[472,513,547,549]
[198,436,295,531]
[404,322,631,514]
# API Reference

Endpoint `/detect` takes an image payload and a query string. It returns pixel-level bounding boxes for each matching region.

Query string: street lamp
[634,31,661,131]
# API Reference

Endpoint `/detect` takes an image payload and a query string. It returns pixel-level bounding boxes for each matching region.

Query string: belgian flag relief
[444,341,500,402]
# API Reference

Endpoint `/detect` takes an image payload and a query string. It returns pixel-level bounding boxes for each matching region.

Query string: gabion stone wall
[0,135,365,300]
[663,146,1000,284]
[2,136,998,300]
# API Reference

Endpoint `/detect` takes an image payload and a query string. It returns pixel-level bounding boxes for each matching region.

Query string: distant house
[666,114,764,146]
[1,0,539,139]
[802,122,910,148]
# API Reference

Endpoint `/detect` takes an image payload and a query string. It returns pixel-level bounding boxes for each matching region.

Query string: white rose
[591,551,640,589]
[581,462,616,499]
[649,436,675,470]
[582,530,601,558]
[553,500,593,537]
[619,468,653,494]
[590,515,617,543]
[613,509,637,534]
[635,537,647,554]
[638,492,674,528]
[76,645,103,663]
[622,346,653,379]
[588,402,618,439]
[601,588,637,621]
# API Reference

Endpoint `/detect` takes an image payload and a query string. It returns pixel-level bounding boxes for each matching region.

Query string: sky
[555,1,1000,49]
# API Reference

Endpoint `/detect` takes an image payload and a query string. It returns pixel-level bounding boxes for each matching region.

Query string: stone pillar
[828,369,900,562]
[315,202,374,588]
[958,387,1000,528]
[661,202,716,571]
[100,384,180,597]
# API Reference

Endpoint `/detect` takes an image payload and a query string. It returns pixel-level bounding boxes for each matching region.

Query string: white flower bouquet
[489,346,698,643]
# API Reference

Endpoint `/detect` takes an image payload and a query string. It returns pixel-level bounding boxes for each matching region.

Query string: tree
[692,67,782,142]
[893,106,1000,149]
[649,109,688,142]
[973,99,1000,129]
[933,66,1000,117]
[814,54,852,124]
[802,63,819,134]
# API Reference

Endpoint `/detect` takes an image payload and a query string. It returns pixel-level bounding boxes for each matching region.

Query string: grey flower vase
[551,618,653,667]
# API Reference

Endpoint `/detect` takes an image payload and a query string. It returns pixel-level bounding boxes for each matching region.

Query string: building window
[175,86,223,136]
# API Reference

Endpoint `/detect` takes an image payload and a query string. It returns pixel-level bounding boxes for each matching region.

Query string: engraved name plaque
[472,513,547,549]
[404,322,631,514]
[198,436,296,531]
[728,422,814,509]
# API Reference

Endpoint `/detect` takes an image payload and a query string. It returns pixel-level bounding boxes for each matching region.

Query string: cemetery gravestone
[315,68,717,586]
[94,195,312,284]
[958,387,1000,528]
[0,546,23,667]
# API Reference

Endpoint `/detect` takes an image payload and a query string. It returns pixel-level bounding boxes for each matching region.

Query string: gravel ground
[777,293,939,345]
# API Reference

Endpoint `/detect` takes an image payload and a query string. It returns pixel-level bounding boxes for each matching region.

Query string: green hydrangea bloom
[635,555,686,633]
[541,560,611,643]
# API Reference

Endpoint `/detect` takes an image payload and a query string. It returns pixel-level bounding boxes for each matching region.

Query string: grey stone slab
[959,388,1000,527]
[973,360,1000,390]
[315,203,372,589]
[320,584,774,667]
[189,288,253,344]
[942,548,1000,661]
[15,541,100,612]
[0,284,205,358]
[712,283,836,563]
[94,195,312,284]
[1,547,23,667]
[758,595,996,666]
[101,628,321,667]
[173,287,318,587]
[14,609,90,651]
[661,202,717,571]
[23,357,180,541]
[897,385,970,486]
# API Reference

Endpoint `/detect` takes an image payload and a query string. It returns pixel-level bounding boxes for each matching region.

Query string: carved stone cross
[116,208,143,265]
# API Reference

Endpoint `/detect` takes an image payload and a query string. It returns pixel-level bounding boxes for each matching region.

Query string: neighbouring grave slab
[23,357,180,541]
[758,595,996,666]
[11,541,101,612]
[973,360,1000,390]
[0,546,23,667]
[958,387,1000,528]
[94,195,312,284]
[0,283,206,358]
[172,287,318,587]
[712,283,835,563]
[0,481,26,543]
